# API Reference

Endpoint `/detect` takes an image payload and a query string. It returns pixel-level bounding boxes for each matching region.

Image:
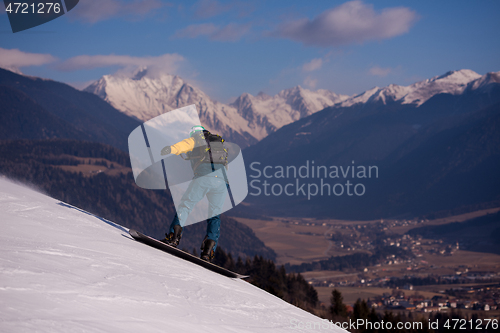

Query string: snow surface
[0,177,346,333]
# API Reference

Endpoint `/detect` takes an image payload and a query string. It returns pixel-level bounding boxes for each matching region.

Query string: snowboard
[129,229,248,279]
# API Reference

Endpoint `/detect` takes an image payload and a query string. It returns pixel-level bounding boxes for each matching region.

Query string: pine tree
[330,289,348,318]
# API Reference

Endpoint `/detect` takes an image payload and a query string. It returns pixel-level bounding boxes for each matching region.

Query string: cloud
[302,58,323,72]
[190,0,255,20]
[71,0,166,23]
[368,65,402,77]
[303,76,318,89]
[173,23,218,38]
[369,65,392,77]
[173,22,251,42]
[273,1,418,47]
[56,53,185,74]
[192,0,231,19]
[0,48,57,71]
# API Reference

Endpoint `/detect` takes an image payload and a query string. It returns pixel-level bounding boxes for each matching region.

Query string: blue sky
[1,0,499,102]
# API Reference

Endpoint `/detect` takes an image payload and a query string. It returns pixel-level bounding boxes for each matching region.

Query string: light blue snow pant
[168,171,227,252]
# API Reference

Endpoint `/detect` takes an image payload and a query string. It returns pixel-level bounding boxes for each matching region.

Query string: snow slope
[0,177,345,333]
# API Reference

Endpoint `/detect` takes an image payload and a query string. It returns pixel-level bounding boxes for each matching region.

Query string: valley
[233,209,500,313]
[234,207,500,265]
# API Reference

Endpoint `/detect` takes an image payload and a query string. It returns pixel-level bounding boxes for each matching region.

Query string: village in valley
[235,208,500,317]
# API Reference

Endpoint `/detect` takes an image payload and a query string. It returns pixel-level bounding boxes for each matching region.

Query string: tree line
[213,247,319,313]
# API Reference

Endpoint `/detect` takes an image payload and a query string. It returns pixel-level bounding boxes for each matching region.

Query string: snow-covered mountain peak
[402,69,481,105]
[84,71,198,121]
[340,69,486,107]
[229,85,349,134]
[278,85,316,100]
[340,86,382,106]
[469,71,500,91]
[434,69,481,83]
[283,85,304,95]
[256,91,272,100]
[131,66,148,80]
[128,66,183,82]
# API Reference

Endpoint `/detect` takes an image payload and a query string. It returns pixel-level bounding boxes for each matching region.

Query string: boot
[161,225,182,247]
[200,237,216,262]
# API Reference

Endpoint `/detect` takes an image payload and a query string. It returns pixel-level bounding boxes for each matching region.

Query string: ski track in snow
[0,178,347,333]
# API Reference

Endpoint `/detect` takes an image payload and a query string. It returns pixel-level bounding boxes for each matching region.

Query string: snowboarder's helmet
[189,125,206,137]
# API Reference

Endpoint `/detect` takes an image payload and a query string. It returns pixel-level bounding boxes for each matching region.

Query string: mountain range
[83,67,500,150]
[238,70,500,219]
[1,65,499,220]
[338,69,486,107]
[242,69,500,163]
[84,67,349,147]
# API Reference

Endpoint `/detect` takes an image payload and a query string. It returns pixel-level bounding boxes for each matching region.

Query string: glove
[161,146,171,155]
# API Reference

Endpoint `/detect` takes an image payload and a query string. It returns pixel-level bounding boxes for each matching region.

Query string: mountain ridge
[0,67,141,151]
[84,67,500,149]
[237,71,500,219]
[338,69,492,107]
[84,68,349,147]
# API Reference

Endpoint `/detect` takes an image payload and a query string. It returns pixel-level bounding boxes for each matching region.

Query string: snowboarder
[159,125,229,262]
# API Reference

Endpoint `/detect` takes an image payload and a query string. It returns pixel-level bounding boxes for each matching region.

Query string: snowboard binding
[200,236,216,262]
[161,225,182,247]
